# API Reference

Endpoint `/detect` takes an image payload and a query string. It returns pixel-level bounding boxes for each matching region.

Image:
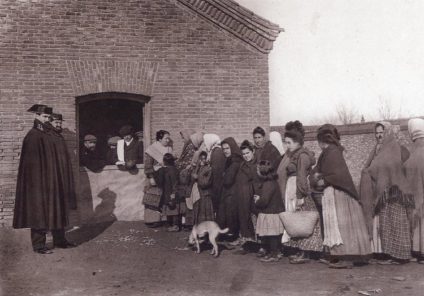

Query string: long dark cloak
[13,120,69,229]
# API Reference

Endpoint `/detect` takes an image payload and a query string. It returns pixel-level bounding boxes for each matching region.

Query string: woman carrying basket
[310,124,371,268]
[282,121,323,264]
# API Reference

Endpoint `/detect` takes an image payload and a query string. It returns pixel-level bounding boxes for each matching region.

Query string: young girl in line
[254,160,285,262]
[154,153,184,232]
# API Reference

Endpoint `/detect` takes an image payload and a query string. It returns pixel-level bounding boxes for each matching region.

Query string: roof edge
[177,0,283,54]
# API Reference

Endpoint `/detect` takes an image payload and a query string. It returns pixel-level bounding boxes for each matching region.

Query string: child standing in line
[154,153,185,232]
[254,160,285,262]
[191,151,215,225]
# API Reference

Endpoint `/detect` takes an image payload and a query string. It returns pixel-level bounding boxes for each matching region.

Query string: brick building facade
[0,0,281,225]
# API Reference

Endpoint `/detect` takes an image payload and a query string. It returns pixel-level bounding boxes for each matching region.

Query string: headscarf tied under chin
[408,118,424,141]
[270,131,285,155]
[190,131,206,165]
[359,121,410,234]
[203,133,221,161]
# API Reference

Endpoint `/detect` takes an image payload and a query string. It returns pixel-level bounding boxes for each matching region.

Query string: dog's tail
[219,227,229,234]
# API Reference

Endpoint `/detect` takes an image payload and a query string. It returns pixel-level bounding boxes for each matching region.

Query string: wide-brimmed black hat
[27,104,53,115]
[51,113,64,121]
[119,125,134,137]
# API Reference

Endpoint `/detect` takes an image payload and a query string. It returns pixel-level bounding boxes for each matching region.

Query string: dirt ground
[0,221,423,296]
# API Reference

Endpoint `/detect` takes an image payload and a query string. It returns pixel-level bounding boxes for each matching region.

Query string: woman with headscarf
[234,140,257,244]
[404,118,424,264]
[310,124,371,268]
[281,121,323,264]
[216,137,243,239]
[143,130,173,227]
[360,122,413,264]
[203,133,226,216]
[176,131,204,227]
[176,130,204,171]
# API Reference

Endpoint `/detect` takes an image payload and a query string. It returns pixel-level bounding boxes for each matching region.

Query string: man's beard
[54,127,62,133]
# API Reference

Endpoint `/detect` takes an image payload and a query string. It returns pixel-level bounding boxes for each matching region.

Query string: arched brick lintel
[65,60,159,98]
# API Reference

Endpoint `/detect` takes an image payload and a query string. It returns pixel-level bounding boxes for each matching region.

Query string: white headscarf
[270,131,285,155]
[203,134,221,152]
[203,134,221,161]
[408,118,424,141]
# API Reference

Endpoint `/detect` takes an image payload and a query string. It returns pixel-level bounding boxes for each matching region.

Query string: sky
[235,0,424,126]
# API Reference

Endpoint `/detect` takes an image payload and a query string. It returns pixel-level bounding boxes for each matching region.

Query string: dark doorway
[77,92,149,166]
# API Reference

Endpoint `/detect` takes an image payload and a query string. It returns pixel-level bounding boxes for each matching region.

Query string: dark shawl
[235,157,258,212]
[314,144,358,200]
[221,137,243,194]
[255,140,282,171]
[255,179,284,214]
[209,146,226,211]
[216,137,242,232]
[13,120,69,229]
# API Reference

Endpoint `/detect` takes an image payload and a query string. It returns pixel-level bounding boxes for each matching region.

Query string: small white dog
[188,221,229,257]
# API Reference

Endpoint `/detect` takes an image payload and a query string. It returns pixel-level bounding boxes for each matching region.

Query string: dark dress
[192,164,215,224]
[235,159,257,239]
[210,146,226,214]
[13,120,71,230]
[154,166,184,216]
[216,137,243,235]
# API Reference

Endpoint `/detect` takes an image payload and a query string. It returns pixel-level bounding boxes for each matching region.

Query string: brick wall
[271,119,415,188]
[0,0,271,226]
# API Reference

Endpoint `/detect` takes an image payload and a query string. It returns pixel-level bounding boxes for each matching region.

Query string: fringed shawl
[360,122,409,233]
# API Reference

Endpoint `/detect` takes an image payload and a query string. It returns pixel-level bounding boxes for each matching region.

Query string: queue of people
[12,104,424,268]
[143,119,424,268]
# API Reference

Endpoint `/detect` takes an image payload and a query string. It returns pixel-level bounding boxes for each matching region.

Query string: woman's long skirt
[322,187,371,256]
[216,193,239,236]
[413,216,424,256]
[193,194,215,225]
[283,176,323,252]
[378,201,411,260]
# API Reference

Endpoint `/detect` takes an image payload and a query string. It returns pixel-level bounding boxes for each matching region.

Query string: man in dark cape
[13,107,76,254]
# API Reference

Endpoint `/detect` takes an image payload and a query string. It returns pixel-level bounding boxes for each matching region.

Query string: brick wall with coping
[271,118,417,188]
[0,0,271,226]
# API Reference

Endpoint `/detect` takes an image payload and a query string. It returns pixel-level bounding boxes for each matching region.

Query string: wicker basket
[279,211,319,238]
